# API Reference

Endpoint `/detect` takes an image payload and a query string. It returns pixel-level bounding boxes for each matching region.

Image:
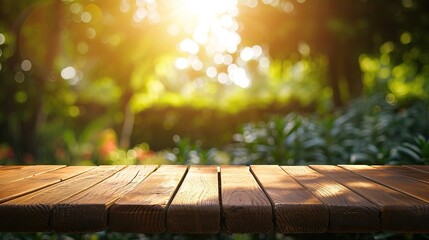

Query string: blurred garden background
[0,0,429,167]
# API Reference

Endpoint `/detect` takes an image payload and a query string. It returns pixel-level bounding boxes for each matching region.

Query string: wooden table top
[0,165,428,234]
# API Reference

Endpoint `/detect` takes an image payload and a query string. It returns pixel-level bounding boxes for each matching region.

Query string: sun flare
[171,0,240,53]
[173,0,238,23]
[168,0,257,88]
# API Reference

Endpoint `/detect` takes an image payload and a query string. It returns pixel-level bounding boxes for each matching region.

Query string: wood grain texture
[52,165,157,233]
[0,165,65,184]
[373,165,429,184]
[0,165,125,232]
[0,165,27,171]
[167,166,220,233]
[1,164,429,234]
[340,165,429,203]
[0,165,24,175]
[250,165,328,233]
[221,165,273,233]
[405,165,429,173]
[282,166,380,232]
[311,165,429,232]
[0,166,93,203]
[110,165,188,233]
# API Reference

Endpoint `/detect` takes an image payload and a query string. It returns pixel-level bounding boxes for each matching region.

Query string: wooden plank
[281,166,379,232]
[0,165,66,184]
[311,165,429,232]
[372,165,429,184]
[0,166,28,175]
[0,165,28,171]
[167,166,220,233]
[51,165,157,233]
[405,165,429,173]
[221,165,273,233]
[0,165,125,232]
[250,165,328,233]
[110,165,188,233]
[0,166,93,203]
[340,165,429,203]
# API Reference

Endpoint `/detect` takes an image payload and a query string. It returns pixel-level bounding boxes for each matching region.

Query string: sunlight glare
[175,57,189,70]
[228,64,251,88]
[240,45,264,62]
[223,54,233,65]
[206,66,217,78]
[259,57,270,72]
[316,184,345,197]
[242,0,258,8]
[240,47,254,62]
[214,53,224,65]
[281,1,294,13]
[217,72,230,84]
[61,66,76,80]
[21,60,32,72]
[173,0,240,57]
[262,0,280,6]
[176,0,236,18]
[81,12,92,23]
[347,182,374,188]
[133,8,147,22]
[0,33,5,45]
[86,28,96,39]
[252,45,262,58]
[191,58,203,71]
[179,39,199,55]
[171,0,259,88]
[70,3,82,14]
[193,28,208,44]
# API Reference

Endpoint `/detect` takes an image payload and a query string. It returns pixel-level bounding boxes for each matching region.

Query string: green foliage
[360,45,429,100]
[2,0,429,163]
[153,94,428,167]
[229,95,429,165]
[157,94,427,166]
[171,135,230,165]
[391,135,429,165]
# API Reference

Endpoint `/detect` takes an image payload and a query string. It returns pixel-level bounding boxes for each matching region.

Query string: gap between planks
[52,165,158,233]
[0,165,126,232]
[109,165,188,233]
[1,165,428,234]
[310,165,429,232]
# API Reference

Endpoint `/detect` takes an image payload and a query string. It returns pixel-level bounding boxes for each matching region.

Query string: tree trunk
[344,50,363,99]
[6,1,62,162]
[326,47,343,108]
[29,0,62,159]
[119,99,135,149]
[326,38,363,108]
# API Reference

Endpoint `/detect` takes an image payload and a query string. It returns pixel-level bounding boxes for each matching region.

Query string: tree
[0,0,65,162]
[238,0,429,107]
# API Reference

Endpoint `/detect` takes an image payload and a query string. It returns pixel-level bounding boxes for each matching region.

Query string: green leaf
[395,145,424,163]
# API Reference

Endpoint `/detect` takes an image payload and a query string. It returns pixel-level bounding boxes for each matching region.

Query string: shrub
[229,94,429,165]
[173,94,429,166]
